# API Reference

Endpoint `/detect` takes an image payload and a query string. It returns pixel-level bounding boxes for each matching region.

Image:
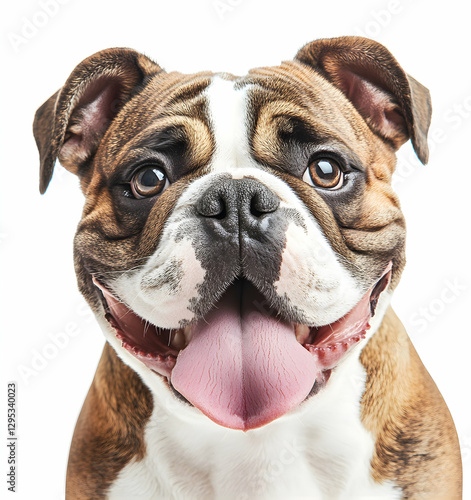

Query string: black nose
[196,178,280,235]
[193,177,287,301]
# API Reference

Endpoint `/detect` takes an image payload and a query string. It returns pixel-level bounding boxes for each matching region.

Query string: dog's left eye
[131,166,169,198]
[303,158,343,190]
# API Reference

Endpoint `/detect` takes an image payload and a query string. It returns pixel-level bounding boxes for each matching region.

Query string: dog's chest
[107,355,400,500]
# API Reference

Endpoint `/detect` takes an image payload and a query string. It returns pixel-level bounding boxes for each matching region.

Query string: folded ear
[295,36,431,164]
[33,48,162,194]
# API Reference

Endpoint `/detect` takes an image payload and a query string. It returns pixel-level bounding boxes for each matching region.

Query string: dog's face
[34,37,430,431]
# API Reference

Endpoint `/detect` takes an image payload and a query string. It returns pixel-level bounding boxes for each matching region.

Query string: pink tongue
[171,282,319,430]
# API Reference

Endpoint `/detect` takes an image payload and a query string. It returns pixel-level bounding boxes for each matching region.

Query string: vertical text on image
[6,382,17,493]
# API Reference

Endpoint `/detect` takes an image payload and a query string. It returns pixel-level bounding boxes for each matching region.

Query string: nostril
[250,197,265,218]
[213,198,227,220]
[197,194,227,219]
[250,190,280,217]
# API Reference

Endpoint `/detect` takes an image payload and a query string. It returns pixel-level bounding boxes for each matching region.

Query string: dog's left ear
[33,48,162,194]
[295,36,431,164]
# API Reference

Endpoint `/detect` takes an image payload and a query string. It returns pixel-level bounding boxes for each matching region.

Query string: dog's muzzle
[94,177,393,431]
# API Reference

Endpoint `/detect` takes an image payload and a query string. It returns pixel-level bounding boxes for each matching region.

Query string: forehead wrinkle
[140,71,213,110]
[100,114,213,175]
[246,62,329,107]
[247,62,375,150]
[98,72,212,154]
[164,91,208,116]
[251,98,361,168]
[134,115,212,162]
[160,72,213,105]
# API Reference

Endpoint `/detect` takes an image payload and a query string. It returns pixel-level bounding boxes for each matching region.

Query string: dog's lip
[93,277,182,377]
[92,262,392,382]
[94,266,392,429]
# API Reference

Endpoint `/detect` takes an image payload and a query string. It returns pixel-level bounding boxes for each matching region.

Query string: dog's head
[34,37,430,430]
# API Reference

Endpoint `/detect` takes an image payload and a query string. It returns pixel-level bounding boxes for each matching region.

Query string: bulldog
[34,37,462,499]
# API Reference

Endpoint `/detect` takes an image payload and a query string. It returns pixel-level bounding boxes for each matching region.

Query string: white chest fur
[107,342,400,500]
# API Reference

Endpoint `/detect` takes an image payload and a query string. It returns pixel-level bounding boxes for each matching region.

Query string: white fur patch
[274,218,362,325]
[112,235,205,329]
[205,76,255,172]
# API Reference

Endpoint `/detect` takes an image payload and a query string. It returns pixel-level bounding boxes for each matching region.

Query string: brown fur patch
[66,343,153,498]
[96,71,215,182]
[360,308,462,498]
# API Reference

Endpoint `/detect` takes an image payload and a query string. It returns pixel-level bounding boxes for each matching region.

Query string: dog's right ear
[33,48,162,194]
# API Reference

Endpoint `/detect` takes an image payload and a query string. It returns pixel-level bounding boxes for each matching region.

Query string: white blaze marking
[205,76,256,172]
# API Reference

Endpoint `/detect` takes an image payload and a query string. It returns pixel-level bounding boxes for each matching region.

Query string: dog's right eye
[303,158,343,190]
[130,166,169,198]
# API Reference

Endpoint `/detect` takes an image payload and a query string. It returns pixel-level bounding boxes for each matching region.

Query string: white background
[1,0,470,498]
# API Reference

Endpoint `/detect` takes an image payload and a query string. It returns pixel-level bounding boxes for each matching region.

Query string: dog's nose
[196,178,280,234]
[195,177,284,289]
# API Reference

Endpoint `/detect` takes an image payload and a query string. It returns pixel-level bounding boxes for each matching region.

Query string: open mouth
[93,263,392,431]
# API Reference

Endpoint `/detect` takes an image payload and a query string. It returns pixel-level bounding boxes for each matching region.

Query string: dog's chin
[93,265,391,431]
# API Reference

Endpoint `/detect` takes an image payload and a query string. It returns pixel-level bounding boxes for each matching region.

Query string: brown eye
[131,166,168,198]
[304,158,343,189]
